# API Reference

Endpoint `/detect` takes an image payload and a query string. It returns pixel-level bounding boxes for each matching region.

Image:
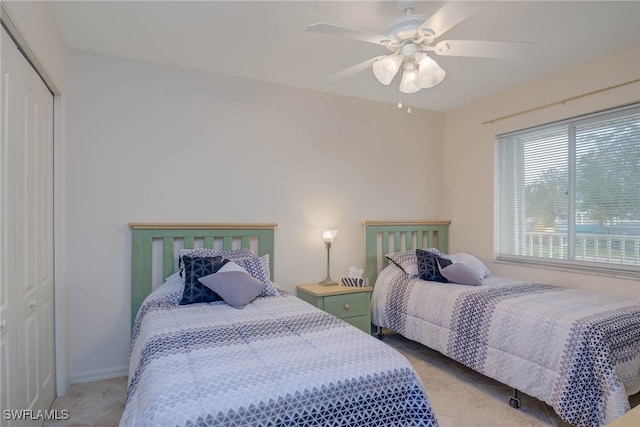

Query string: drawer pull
[344,303,350,310]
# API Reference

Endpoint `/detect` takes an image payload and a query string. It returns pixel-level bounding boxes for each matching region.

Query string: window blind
[495,103,640,271]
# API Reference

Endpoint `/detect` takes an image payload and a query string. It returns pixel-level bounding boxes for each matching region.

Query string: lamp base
[318,278,339,286]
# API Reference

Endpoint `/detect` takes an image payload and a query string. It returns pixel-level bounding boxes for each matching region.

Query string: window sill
[494,256,640,281]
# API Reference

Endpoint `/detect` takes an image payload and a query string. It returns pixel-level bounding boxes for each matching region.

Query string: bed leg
[376,326,385,340]
[509,389,521,409]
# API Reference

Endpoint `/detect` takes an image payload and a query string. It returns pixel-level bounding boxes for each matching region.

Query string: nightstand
[296,283,373,333]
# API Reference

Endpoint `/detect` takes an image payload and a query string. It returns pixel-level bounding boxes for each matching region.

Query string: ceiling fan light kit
[374,43,446,93]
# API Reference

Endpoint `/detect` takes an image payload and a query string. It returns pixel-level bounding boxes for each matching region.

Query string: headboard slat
[225,236,235,250]
[382,233,390,259]
[162,237,175,280]
[363,221,451,288]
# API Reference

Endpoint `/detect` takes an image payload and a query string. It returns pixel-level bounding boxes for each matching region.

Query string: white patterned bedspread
[120,274,438,427]
[371,265,640,427]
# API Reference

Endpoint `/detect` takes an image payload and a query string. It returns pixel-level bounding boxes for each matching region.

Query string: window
[494,103,640,275]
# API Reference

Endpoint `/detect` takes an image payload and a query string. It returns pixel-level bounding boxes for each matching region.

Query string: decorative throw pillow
[448,253,492,279]
[233,255,270,282]
[232,255,279,297]
[416,249,449,282]
[180,247,253,261]
[178,248,254,280]
[180,256,229,305]
[217,261,250,274]
[198,271,266,309]
[385,250,419,277]
[423,247,448,258]
[438,260,482,286]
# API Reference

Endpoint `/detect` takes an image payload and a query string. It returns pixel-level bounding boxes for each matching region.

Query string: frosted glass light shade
[417,56,446,88]
[322,230,338,243]
[399,65,420,94]
[372,55,403,85]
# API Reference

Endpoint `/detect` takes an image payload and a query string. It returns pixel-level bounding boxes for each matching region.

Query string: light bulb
[399,63,420,94]
[322,230,337,243]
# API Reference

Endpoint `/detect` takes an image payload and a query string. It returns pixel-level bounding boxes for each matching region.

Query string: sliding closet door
[1,25,55,426]
[0,24,19,422]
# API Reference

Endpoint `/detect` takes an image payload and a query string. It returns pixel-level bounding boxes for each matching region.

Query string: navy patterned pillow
[416,249,450,283]
[180,256,229,305]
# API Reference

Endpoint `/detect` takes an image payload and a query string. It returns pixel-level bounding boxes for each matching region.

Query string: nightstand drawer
[296,284,373,333]
[324,292,369,319]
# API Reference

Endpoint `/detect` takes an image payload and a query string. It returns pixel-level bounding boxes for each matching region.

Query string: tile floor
[44,330,639,427]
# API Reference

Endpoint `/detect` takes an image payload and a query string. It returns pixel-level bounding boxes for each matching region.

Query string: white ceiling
[50,1,640,112]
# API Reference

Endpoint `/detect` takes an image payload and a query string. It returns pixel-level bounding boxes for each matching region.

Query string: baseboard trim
[70,365,128,384]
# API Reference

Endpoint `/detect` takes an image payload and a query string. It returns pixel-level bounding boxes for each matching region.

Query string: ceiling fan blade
[432,40,535,58]
[306,22,391,46]
[419,2,484,38]
[317,56,387,85]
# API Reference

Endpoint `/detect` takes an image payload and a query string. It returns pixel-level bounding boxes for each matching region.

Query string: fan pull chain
[397,91,412,113]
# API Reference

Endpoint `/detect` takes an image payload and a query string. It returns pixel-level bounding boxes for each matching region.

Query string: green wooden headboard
[363,220,451,288]
[129,222,277,328]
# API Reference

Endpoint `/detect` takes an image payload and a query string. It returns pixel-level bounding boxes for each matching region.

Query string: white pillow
[198,271,266,309]
[438,262,482,286]
[385,250,417,276]
[448,253,492,279]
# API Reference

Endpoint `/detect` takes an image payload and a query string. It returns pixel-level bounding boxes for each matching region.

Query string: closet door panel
[1,27,20,424]
[35,65,55,395]
[37,99,54,392]
[16,51,39,414]
[17,38,55,416]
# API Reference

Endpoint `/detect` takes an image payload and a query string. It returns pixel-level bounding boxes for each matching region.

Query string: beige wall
[66,50,444,382]
[442,45,640,299]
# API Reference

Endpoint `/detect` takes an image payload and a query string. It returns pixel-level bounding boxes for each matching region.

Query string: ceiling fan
[306,1,534,95]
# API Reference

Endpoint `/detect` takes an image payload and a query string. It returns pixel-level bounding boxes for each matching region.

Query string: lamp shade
[322,230,338,243]
[416,55,446,89]
[372,55,403,85]
[399,63,420,94]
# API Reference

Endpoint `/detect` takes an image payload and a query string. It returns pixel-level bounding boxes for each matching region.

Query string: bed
[121,223,439,427]
[364,220,640,427]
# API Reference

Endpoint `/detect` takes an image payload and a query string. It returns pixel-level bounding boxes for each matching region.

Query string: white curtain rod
[482,79,640,125]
